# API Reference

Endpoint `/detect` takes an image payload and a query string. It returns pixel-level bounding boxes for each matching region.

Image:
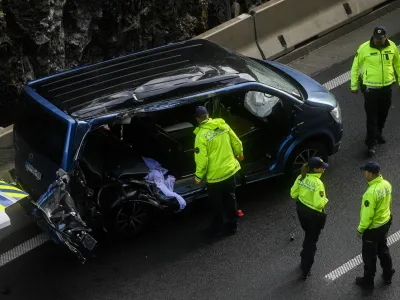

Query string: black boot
[355,276,374,289]
[224,222,238,235]
[301,270,311,280]
[300,261,311,280]
[377,135,386,144]
[382,268,395,285]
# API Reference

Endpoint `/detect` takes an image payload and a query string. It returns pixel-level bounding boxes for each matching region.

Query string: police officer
[350,26,400,157]
[355,161,395,289]
[290,157,329,279]
[193,106,244,236]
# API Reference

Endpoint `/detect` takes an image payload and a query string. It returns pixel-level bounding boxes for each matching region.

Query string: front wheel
[107,200,152,239]
[286,141,328,177]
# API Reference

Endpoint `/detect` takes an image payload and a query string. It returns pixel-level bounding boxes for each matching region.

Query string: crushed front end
[32,169,97,264]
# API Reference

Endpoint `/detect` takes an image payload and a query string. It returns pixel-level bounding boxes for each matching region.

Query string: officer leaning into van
[290,157,329,279]
[355,161,395,290]
[350,26,400,157]
[193,106,244,236]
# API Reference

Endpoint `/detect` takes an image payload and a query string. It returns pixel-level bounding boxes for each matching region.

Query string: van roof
[27,39,258,120]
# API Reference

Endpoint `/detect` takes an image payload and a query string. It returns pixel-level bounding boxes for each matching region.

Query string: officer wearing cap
[350,26,400,157]
[355,161,395,289]
[193,106,244,236]
[290,157,329,279]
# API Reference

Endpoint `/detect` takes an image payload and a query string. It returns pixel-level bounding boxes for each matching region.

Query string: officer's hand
[238,155,244,161]
[357,231,362,239]
[351,89,358,94]
[195,178,201,185]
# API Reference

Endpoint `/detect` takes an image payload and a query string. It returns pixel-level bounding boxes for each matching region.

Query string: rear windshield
[14,93,68,165]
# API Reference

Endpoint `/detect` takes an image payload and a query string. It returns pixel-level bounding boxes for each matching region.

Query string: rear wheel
[286,141,328,177]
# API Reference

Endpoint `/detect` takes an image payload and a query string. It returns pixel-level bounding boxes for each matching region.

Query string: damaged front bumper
[32,170,96,264]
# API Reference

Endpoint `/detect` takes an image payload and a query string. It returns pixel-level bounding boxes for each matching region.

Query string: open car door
[207,91,293,183]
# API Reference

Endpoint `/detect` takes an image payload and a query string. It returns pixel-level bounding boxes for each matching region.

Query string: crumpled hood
[194,118,228,134]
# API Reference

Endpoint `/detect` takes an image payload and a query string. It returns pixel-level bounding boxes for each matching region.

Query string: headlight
[330,105,341,123]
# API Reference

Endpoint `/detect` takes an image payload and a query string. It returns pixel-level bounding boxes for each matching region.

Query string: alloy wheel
[293,148,319,173]
[114,201,148,237]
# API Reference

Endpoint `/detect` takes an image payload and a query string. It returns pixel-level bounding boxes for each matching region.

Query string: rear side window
[14,93,68,165]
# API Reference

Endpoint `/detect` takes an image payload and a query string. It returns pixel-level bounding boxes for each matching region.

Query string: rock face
[0,0,267,127]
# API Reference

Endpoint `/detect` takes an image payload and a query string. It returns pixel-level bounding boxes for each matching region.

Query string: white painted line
[323,72,351,91]
[0,233,49,268]
[324,229,400,281]
[322,44,400,91]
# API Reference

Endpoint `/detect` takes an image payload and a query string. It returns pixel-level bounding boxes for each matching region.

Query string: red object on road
[237,210,244,217]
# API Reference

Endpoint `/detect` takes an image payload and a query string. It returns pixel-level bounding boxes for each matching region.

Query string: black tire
[285,141,328,178]
[107,200,152,239]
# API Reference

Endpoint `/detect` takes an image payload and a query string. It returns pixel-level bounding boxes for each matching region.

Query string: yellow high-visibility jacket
[350,38,400,91]
[358,175,392,234]
[290,173,328,213]
[194,118,243,184]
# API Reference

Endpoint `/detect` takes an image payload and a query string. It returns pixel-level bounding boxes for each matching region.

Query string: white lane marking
[0,233,49,268]
[323,72,351,91]
[324,229,400,281]
[322,44,400,91]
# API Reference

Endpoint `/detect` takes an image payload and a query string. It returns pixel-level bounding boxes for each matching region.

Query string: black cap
[373,26,387,40]
[195,106,208,117]
[360,161,380,174]
[308,157,329,169]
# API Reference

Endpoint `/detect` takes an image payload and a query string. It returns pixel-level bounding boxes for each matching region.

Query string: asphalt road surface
[3,18,400,300]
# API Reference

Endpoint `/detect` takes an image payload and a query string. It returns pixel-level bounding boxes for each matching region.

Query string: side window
[244,91,281,119]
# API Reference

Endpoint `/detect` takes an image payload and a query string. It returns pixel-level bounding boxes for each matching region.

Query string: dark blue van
[13,39,343,262]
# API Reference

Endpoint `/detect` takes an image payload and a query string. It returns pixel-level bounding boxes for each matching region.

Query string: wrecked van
[12,39,343,262]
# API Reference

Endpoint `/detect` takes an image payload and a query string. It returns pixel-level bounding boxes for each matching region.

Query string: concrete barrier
[0,125,14,182]
[252,0,389,60]
[195,13,262,59]
[347,0,388,16]
[194,0,390,60]
[0,126,13,149]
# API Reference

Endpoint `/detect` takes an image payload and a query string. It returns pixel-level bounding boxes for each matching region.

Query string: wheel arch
[282,132,334,169]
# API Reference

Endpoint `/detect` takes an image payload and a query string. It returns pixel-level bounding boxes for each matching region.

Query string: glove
[238,155,244,161]
[357,231,363,239]
[351,89,358,94]
[195,178,201,185]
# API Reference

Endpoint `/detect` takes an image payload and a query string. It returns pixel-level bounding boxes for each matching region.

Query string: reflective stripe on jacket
[358,175,392,233]
[350,38,400,90]
[290,173,328,213]
[194,118,243,184]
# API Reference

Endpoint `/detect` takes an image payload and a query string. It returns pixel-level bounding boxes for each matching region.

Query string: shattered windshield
[242,57,302,100]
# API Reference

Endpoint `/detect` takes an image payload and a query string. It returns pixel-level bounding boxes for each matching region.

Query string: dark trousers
[207,175,238,231]
[296,201,326,274]
[362,218,393,281]
[363,85,392,147]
